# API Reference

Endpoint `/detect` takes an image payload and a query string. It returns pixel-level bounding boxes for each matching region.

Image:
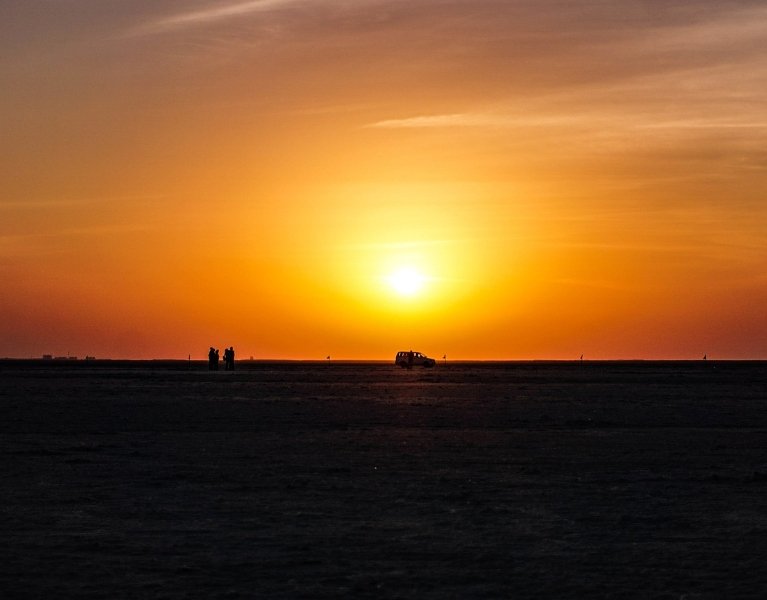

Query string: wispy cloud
[366,103,767,135]
[131,0,305,36]
[0,194,165,210]
[347,239,471,250]
[366,114,492,129]
[365,113,584,129]
[639,120,767,130]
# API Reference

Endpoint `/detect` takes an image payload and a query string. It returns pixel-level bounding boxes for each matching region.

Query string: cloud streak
[366,114,492,129]
[365,113,589,129]
[367,112,767,132]
[132,0,306,35]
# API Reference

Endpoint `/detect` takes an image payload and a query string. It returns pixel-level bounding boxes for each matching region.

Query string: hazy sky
[2,0,766,359]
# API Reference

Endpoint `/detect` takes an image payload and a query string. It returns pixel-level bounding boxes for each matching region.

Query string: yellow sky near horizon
[1,1,766,359]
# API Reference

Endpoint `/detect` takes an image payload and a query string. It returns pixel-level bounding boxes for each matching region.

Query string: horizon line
[3,357,764,363]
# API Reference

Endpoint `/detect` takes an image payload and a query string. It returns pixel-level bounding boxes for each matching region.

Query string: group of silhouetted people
[208,346,235,371]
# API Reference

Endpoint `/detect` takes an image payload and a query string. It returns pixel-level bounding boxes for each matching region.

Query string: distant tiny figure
[214,348,220,370]
[223,346,235,371]
[703,354,707,361]
[407,350,414,370]
[208,347,217,371]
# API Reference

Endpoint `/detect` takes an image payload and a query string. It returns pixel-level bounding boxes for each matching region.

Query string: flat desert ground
[2,360,767,598]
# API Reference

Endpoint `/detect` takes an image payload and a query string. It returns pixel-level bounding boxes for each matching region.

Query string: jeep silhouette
[395,351,436,368]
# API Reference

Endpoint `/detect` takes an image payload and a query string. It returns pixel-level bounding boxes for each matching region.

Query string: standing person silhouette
[214,348,220,370]
[208,347,216,371]
[223,347,235,371]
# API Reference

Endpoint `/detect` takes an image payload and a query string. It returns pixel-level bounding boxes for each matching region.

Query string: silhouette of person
[214,348,220,370]
[408,350,414,370]
[208,347,216,371]
[224,346,235,371]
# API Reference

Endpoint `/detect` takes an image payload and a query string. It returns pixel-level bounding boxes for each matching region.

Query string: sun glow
[386,266,426,296]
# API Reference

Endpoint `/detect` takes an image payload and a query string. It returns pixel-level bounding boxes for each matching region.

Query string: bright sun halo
[387,267,426,296]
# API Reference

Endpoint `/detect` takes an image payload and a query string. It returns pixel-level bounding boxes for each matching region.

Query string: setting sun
[386,267,426,297]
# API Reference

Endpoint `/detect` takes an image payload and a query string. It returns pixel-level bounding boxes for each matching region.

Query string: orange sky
[2,1,766,359]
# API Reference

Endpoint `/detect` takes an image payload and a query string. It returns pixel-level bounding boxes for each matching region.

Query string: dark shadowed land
[2,360,767,598]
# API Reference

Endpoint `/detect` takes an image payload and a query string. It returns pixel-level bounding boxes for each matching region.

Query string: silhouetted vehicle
[395,351,437,368]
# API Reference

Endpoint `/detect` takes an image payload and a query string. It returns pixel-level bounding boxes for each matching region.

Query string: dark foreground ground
[1,360,767,599]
